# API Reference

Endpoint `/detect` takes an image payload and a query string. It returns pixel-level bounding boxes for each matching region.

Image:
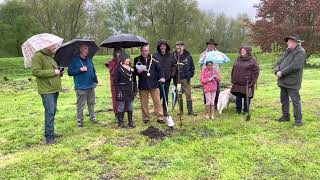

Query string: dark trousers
[234,92,251,113]
[41,92,59,141]
[160,81,171,116]
[204,81,220,106]
[280,87,302,122]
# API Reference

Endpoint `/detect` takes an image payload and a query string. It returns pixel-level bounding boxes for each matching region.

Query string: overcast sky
[197,0,260,19]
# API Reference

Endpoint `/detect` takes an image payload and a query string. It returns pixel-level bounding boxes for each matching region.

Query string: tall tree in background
[0,0,43,57]
[27,0,88,41]
[250,0,320,56]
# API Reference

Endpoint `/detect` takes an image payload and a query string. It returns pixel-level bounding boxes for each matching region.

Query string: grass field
[0,53,319,179]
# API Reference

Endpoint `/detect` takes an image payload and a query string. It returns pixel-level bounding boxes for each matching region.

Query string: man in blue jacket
[68,44,98,127]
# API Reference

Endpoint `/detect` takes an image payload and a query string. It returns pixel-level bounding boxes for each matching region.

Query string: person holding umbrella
[105,48,123,120]
[153,39,176,118]
[68,44,98,127]
[199,39,221,108]
[231,46,259,115]
[30,34,64,144]
[134,45,166,124]
[274,34,306,126]
[114,52,137,128]
[173,41,197,116]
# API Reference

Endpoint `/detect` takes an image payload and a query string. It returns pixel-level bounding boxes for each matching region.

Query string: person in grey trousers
[68,44,98,127]
[274,34,306,126]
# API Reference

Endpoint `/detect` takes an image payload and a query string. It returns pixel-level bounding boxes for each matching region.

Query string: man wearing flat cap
[274,34,306,126]
[173,41,197,116]
[199,39,221,107]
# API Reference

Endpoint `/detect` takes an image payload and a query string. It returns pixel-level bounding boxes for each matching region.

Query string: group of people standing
[106,40,198,128]
[31,34,306,144]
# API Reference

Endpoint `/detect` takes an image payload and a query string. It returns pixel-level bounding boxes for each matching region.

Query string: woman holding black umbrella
[105,48,123,120]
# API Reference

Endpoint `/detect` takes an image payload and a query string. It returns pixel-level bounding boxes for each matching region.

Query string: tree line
[0,0,250,57]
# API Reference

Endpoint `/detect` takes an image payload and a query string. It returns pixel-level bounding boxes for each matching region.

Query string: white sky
[197,0,260,19]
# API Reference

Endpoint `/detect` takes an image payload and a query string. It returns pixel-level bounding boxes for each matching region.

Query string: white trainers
[205,115,210,119]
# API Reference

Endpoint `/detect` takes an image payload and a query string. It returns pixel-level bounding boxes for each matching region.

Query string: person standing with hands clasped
[114,52,137,128]
[200,61,221,119]
[68,44,98,128]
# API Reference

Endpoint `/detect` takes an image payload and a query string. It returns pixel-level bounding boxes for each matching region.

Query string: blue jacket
[68,55,98,90]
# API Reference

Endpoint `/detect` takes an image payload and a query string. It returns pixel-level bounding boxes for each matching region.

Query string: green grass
[0,53,319,179]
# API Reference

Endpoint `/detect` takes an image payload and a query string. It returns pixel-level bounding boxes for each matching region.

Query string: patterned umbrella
[21,33,63,68]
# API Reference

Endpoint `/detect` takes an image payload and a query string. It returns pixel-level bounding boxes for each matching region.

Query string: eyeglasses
[207,64,213,66]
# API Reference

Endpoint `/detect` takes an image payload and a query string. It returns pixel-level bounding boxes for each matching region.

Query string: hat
[284,34,304,43]
[175,41,184,45]
[206,38,218,46]
[118,52,130,62]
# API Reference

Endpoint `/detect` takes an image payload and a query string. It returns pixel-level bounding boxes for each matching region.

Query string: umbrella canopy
[203,51,230,64]
[21,33,63,68]
[54,39,99,67]
[100,33,148,48]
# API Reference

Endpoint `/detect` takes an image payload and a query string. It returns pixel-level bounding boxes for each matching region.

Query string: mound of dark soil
[141,126,166,140]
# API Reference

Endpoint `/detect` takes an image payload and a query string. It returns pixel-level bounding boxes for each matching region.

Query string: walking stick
[245,77,251,121]
[177,54,183,127]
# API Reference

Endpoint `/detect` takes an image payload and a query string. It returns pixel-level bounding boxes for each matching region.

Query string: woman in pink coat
[200,61,221,119]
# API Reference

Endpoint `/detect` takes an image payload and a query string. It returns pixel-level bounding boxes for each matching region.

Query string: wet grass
[0,53,319,179]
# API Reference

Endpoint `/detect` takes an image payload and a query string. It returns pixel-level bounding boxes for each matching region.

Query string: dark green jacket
[275,45,306,90]
[32,51,62,94]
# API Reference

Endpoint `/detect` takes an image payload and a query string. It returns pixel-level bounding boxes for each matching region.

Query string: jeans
[118,101,133,112]
[41,92,59,141]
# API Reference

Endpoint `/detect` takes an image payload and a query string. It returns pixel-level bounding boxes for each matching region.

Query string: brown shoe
[157,119,166,124]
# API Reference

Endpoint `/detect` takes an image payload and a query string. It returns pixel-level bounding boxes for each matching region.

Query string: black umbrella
[100,34,148,48]
[54,39,99,67]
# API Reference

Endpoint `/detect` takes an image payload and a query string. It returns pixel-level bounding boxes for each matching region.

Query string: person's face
[287,39,298,49]
[141,46,149,58]
[116,50,121,59]
[240,48,248,57]
[80,45,89,57]
[46,45,57,54]
[176,45,184,54]
[207,44,216,51]
[123,58,130,65]
[206,63,213,70]
[160,44,167,53]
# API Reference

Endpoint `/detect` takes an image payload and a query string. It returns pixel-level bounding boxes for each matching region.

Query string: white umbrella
[21,33,63,68]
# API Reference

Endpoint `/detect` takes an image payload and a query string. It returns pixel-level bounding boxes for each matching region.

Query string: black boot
[117,112,125,128]
[187,101,197,116]
[114,112,118,123]
[276,115,290,122]
[127,111,136,128]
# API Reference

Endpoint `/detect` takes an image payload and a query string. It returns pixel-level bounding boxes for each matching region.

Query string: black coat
[134,55,164,90]
[114,64,137,102]
[153,52,176,81]
[173,50,195,84]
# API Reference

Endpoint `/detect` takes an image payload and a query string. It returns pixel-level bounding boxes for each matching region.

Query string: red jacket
[200,67,221,93]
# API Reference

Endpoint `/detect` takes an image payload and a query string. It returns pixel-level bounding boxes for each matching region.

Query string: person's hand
[209,75,216,81]
[54,69,61,75]
[159,78,165,83]
[276,71,282,79]
[80,66,88,72]
[137,69,143,73]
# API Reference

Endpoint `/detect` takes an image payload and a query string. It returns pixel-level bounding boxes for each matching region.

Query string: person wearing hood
[231,46,260,114]
[114,52,137,128]
[68,44,98,128]
[199,39,221,108]
[153,39,176,117]
[274,34,306,126]
[173,41,197,116]
[32,44,63,144]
